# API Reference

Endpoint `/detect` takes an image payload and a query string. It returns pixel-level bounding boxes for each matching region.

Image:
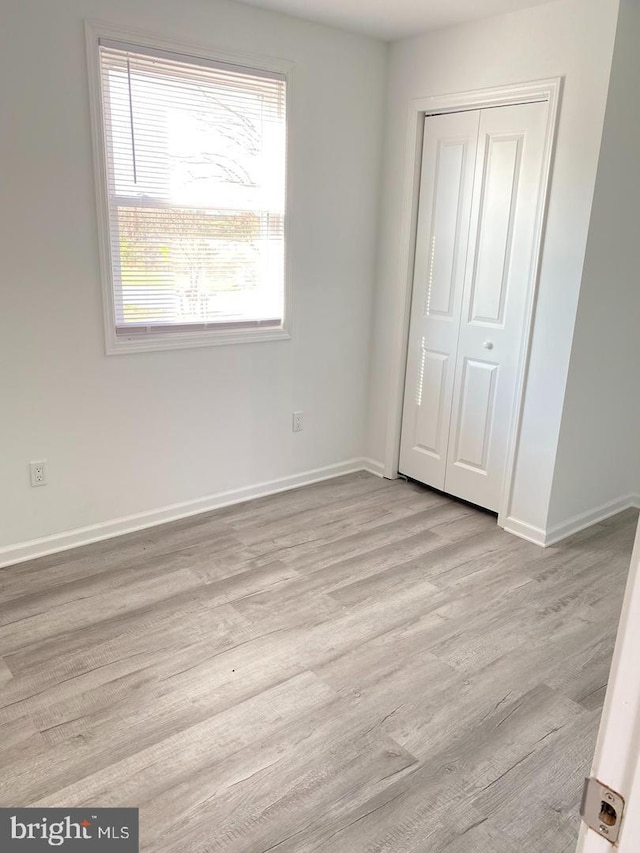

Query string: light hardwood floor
[0,473,636,852]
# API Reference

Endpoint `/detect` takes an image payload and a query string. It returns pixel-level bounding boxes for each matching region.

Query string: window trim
[85,20,294,355]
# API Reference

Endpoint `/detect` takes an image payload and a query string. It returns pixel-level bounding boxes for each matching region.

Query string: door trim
[385,78,562,531]
[576,518,640,852]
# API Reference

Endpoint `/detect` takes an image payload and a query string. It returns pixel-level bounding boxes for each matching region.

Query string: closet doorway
[399,94,554,513]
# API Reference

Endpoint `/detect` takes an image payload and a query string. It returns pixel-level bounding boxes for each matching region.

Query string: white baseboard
[6,460,632,567]
[360,457,385,478]
[504,494,640,548]
[544,494,640,547]
[0,458,378,568]
[501,516,548,547]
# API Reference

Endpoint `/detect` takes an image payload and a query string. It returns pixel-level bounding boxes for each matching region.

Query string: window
[88,28,289,352]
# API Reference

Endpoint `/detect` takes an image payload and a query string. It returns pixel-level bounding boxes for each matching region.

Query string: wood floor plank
[0,473,635,852]
[146,707,418,853]
[2,580,250,676]
[471,707,602,849]
[31,672,339,809]
[441,820,521,852]
[282,500,473,573]
[0,568,206,655]
[0,517,240,603]
[0,655,12,687]
[0,602,250,722]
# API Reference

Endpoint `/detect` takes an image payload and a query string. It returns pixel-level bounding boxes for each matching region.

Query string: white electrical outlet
[30,461,47,487]
[292,411,304,432]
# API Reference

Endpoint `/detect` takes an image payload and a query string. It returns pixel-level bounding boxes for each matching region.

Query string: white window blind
[97,40,287,341]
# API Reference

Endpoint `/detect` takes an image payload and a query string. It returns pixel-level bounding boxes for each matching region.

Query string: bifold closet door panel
[444,100,548,512]
[398,110,480,489]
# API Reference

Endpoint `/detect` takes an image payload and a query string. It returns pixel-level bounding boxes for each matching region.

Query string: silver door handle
[483,340,494,350]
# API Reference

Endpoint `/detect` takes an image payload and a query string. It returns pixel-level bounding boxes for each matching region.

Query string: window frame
[85,21,293,354]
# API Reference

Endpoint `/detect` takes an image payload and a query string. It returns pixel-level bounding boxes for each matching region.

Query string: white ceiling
[234,0,559,40]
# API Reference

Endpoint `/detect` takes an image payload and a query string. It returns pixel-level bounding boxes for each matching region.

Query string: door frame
[385,78,562,528]
[576,517,640,852]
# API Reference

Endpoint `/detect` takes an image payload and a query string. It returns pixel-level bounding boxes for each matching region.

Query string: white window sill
[105,324,291,355]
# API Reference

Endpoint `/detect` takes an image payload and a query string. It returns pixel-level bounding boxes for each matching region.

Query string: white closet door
[398,110,480,489]
[445,101,548,511]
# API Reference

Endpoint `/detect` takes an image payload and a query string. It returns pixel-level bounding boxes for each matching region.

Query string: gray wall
[0,0,387,554]
[549,0,640,532]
